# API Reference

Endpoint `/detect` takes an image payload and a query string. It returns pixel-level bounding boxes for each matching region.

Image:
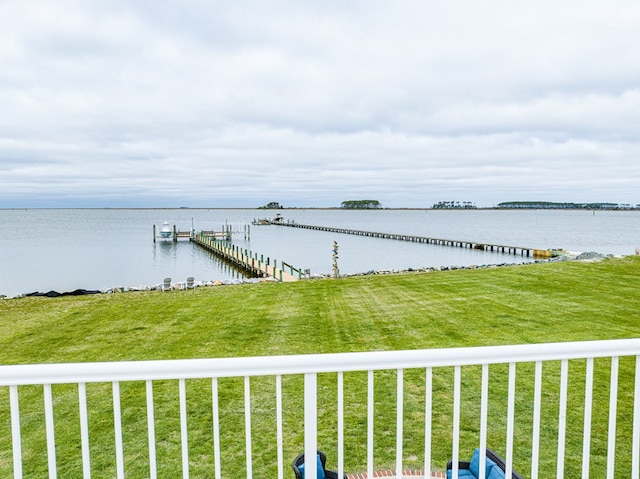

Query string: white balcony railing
[2,339,640,479]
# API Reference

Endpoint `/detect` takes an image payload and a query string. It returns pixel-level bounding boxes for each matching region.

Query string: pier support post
[153,224,156,243]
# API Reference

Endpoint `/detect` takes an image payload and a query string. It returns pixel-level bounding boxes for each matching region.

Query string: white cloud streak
[1,0,639,207]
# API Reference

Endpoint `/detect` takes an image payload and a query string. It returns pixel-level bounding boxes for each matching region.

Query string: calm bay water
[0,208,638,297]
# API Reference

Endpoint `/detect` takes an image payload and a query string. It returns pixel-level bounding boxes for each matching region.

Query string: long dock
[190,232,302,282]
[261,221,555,258]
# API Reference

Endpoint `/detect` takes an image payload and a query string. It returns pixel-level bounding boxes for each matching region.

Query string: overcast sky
[1,1,639,208]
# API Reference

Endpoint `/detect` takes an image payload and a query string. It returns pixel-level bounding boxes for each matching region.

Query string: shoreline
[1,251,613,300]
[2,206,639,212]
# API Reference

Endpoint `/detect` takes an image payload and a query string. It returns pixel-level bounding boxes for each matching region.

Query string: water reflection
[152,239,253,280]
[153,240,178,260]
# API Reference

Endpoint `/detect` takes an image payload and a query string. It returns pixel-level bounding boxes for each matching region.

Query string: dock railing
[2,339,640,478]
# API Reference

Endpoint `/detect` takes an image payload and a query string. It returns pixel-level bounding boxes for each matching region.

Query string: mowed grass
[1,256,639,477]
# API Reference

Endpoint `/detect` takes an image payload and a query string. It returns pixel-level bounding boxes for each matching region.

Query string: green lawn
[1,256,639,477]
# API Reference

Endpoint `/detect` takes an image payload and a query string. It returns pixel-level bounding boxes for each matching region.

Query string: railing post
[367,370,374,478]
[276,375,284,479]
[632,355,640,479]
[479,364,489,479]
[78,383,91,478]
[10,385,22,479]
[113,382,125,479]
[337,372,344,479]
[452,366,461,479]
[531,362,543,479]
[304,373,318,479]
[506,363,516,479]
[607,356,619,479]
[245,376,253,479]
[396,369,403,478]
[557,359,569,479]
[581,358,594,478]
[145,381,157,479]
[212,378,222,479]
[44,384,57,478]
[424,367,433,478]
[179,379,189,479]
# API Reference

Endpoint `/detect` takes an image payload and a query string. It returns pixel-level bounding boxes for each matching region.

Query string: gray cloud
[1,0,639,208]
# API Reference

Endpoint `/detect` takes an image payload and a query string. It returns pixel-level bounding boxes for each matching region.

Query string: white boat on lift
[159,222,172,239]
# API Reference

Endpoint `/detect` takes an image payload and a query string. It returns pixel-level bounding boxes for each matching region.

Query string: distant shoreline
[2,206,639,212]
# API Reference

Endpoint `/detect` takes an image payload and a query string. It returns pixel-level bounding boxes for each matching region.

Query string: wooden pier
[154,224,230,242]
[190,232,302,282]
[261,221,555,258]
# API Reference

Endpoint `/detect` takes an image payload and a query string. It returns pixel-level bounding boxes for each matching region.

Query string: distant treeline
[341,200,381,209]
[432,201,477,209]
[258,202,284,209]
[498,201,639,210]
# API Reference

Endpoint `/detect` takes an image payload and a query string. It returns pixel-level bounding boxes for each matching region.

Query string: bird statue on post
[332,241,339,279]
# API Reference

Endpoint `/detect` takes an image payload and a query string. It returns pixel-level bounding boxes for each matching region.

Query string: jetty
[190,232,303,282]
[258,220,556,258]
[153,223,298,282]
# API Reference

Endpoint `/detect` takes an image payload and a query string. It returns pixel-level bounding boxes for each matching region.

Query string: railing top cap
[1,338,639,386]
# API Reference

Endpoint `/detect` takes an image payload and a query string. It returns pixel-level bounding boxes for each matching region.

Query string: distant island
[497,201,638,210]
[341,200,382,209]
[258,202,284,209]
[432,201,477,209]
[255,200,638,210]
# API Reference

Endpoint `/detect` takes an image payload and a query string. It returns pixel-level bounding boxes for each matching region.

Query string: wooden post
[153,224,156,243]
[173,225,177,243]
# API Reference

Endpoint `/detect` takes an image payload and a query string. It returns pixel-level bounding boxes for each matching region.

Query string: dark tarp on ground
[25,289,101,297]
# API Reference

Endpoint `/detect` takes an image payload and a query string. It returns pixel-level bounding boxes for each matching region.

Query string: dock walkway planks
[190,232,300,282]
[262,221,554,258]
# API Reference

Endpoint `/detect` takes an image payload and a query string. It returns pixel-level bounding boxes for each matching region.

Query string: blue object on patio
[292,450,346,479]
[296,455,325,479]
[446,448,524,479]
